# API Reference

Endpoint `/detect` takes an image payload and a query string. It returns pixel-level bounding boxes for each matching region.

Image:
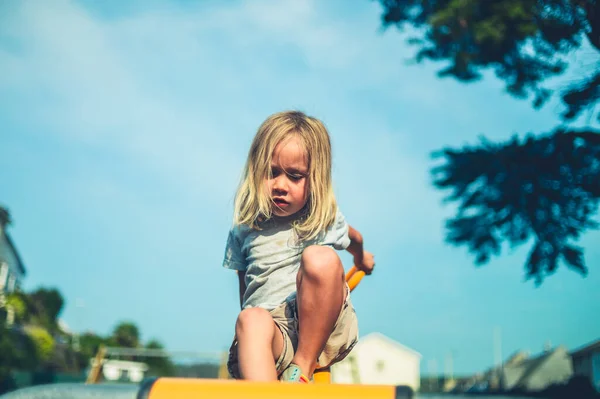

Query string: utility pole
[428,359,438,392]
[445,351,454,381]
[493,326,502,367]
[493,326,503,390]
[73,298,85,352]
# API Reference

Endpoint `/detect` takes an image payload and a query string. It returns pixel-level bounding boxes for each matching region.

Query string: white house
[0,207,26,294]
[89,359,150,383]
[331,332,422,391]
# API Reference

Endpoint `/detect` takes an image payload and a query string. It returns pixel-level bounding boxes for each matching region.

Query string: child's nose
[272,176,288,193]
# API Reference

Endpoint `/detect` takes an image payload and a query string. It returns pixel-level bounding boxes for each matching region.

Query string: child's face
[265,136,309,218]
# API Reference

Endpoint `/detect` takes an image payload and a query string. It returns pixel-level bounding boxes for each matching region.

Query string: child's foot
[280,363,309,383]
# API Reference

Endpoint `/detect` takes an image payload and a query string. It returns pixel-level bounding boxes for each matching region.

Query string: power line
[103,347,223,360]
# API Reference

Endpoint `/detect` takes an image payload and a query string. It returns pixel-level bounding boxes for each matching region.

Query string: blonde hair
[233,110,337,240]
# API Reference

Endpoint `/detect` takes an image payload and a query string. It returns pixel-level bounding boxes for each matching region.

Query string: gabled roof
[0,206,26,276]
[357,332,422,358]
[513,348,557,387]
[6,233,26,276]
[570,339,600,357]
[504,346,570,390]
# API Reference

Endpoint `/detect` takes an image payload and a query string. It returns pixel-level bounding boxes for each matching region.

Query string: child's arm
[346,225,375,275]
[237,271,247,310]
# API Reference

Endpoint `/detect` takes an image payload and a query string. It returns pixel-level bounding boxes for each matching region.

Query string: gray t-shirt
[223,209,351,310]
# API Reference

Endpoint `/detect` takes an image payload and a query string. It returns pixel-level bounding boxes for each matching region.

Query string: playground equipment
[0,266,415,399]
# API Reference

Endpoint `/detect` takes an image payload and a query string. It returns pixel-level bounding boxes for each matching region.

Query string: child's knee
[300,245,343,279]
[235,307,272,336]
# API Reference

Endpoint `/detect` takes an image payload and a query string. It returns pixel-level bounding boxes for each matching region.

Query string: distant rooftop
[571,339,600,357]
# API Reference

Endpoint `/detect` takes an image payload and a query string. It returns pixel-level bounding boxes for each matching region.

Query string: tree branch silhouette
[432,129,600,284]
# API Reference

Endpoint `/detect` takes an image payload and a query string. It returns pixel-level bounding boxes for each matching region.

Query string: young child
[222,110,375,383]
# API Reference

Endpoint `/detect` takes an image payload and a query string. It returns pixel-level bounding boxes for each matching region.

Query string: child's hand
[354,251,375,275]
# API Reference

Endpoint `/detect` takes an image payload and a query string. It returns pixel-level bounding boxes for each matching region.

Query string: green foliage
[1,287,174,381]
[562,71,600,120]
[0,287,70,384]
[75,332,111,371]
[0,321,38,375]
[73,323,176,375]
[379,0,599,121]
[1,299,47,392]
[378,0,600,283]
[24,326,55,363]
[78,332,106,360]
[1,323,20,382]
[27,288,64,332]
[111,321,140,348]
[6,293,27,322]
[144,340,176,377]
[6,287,65,332]
[432,129,600,284]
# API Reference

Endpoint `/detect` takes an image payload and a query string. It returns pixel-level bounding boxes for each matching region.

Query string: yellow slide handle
[345,265,366,292]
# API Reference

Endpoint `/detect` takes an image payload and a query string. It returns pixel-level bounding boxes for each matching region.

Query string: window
[0,262,7,291]
[7,274,16,292]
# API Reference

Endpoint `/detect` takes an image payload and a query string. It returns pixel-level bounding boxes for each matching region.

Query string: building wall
[0,228,24,293]
[502,364,527,390]
[331,334,421,391]
[331,353,358,384]
[593,352,600,392]
[574,350,600,392]
[573,353,592,379]
[355,341,420,390]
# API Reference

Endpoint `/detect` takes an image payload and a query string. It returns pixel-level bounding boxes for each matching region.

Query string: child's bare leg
[235,307,284,381]
[292,245,345,377]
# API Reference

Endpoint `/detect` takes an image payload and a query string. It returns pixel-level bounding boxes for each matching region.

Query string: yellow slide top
[139,377,414,399]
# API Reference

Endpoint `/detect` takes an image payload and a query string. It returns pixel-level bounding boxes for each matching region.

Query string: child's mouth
[273,198,289,207]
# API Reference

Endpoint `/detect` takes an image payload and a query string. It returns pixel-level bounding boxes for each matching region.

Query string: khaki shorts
[227,284,358,379]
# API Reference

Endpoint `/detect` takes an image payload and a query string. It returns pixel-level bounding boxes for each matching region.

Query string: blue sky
[1,0,599,375]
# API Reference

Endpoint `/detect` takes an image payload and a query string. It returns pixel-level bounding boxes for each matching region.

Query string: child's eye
[289,173,305,181]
